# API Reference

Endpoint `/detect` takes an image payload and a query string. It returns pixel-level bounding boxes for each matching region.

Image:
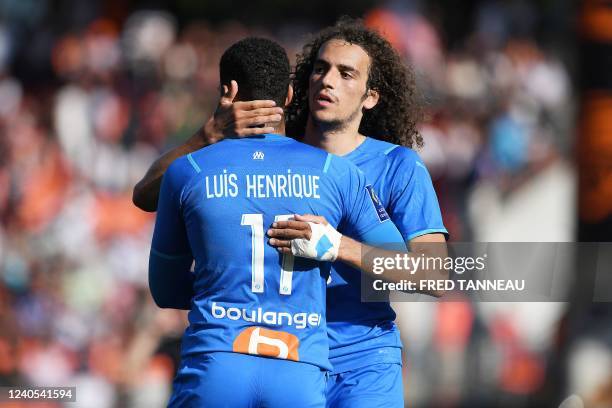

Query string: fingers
[266,219,320,254]
[267,220,311,240]
[267,228,310,240]
[241,112,283,125]
[219,104,283,137]
[234,100,280,110]
[236,107,284,119]
[231,107,283,129]
[212,85,283,139]
[234,126,277,136]
[232,114,282,135]
[294,214,328,225]
[271,220,311,230]
[268,238,291,249]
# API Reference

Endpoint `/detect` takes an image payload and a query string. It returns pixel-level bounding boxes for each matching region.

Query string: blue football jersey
[327,137,448,373]
[151,134,396,371]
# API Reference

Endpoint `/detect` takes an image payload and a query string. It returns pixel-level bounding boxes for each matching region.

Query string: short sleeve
[386,149,448,242]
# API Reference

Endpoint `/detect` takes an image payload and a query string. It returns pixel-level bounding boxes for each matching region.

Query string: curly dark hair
[286,17,423,148]
[220,37,290,108]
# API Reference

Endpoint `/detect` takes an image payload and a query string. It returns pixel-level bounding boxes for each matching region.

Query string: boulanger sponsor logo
[211,302,322,330]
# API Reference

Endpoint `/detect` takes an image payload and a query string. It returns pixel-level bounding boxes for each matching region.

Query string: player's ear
[284,84,294,107]
[362,88,379,111]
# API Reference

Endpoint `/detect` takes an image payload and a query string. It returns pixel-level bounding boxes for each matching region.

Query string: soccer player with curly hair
[278,18,448,408]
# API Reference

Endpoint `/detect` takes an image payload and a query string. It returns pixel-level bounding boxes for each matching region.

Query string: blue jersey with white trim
[328,137,448,372]
[151,134,394,371]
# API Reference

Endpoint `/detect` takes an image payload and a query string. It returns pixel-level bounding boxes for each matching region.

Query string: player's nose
[319,69,337,89]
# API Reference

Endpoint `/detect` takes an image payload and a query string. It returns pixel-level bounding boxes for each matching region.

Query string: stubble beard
[310,104,362,134]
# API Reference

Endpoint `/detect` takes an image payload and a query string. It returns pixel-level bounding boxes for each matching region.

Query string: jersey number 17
[241,214,295,295]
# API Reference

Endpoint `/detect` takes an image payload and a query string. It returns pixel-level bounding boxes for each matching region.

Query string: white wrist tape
[291,222,342,262]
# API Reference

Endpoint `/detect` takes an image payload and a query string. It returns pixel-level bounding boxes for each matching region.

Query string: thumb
[220,80,238,105]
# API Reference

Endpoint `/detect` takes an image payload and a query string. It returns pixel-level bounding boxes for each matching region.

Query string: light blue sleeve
[358,221,407,249]
[148,159,195,309]
[386,149,448,242]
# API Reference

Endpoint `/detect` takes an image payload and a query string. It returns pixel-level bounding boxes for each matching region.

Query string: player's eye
[340,71,353,79]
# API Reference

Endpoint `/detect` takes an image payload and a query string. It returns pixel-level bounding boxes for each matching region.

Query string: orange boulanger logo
[233,327,299,361]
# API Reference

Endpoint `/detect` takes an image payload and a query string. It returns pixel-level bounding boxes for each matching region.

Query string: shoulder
[383,145,431,181]
[360,138,422,169]
[385,144,421,166]
[164,154,200,193]
[325,153,365,178]
[364,137,400,155]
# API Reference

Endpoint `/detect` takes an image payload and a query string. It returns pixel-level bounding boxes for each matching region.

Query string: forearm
[337,236,449,297]
[133,127,211,212]
[266,217,449,296]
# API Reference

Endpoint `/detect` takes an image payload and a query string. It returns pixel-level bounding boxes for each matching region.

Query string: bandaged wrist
[291,222,342,262]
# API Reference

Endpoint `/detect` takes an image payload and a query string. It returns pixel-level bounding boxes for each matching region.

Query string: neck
[271,120,286,135]
[303,117,365,156]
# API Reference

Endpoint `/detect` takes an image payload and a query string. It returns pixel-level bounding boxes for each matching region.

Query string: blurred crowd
[0,1,596,407]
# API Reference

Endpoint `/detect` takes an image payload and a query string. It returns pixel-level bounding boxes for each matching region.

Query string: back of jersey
[153,133,385,370]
